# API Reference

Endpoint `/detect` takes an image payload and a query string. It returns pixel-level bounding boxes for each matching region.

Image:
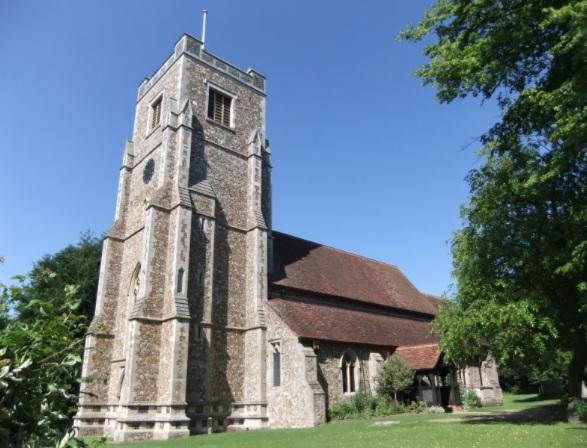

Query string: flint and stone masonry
[75,34,501,442]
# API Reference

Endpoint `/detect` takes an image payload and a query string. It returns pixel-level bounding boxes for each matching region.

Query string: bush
[462,389,482,410]
[575,400,587,422]
[328,402,353,420]
[330,391,422,421]
[350,391,368,415]
[329,394,410,420]
[372,396,406,416]
[576,400,587,422]
[560,394,570,409]
[407,400,427,414]
[373,397,392,416]
[366,396,378,415]
[428,405,446,414]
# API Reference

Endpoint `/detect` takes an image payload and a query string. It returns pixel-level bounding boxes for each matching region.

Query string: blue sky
[0,0,499,296]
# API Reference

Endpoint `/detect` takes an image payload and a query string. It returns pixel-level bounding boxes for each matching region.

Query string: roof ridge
[273,230,404,273]
[423,292,449,300]
[396,342,439,349]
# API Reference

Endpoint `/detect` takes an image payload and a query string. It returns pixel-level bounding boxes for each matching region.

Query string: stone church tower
[74,34,271,441]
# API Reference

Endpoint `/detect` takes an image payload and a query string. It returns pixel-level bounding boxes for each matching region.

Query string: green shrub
[374,397,405,416]
[508,384,524,394]
[560,394,570,409]
[387,401,407,415]
[574,399,587,422]
[330,394,411,420]
[373,397,391,416]
[407,400,427,414]
[328,402,353,420]
[350,391,368,415]
[462,389,482,410]
[428,405,446,414]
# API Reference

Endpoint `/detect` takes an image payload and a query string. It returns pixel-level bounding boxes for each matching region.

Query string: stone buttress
[74,34,269,442]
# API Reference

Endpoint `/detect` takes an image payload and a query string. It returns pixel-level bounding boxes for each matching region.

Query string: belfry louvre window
[151,97,162,129]
[207,89,232,127]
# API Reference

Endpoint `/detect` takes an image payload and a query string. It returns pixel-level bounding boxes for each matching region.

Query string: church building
[74,33,502,442]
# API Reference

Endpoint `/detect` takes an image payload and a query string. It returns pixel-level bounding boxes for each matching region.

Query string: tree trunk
[393,391,397,404]
[567,330,587,399]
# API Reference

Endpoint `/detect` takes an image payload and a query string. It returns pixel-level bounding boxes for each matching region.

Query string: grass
[483,392,561,411]
[95,394,586,448]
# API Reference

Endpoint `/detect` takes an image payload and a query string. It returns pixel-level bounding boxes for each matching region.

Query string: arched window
[341,351,357,394]
[272,342,281,387]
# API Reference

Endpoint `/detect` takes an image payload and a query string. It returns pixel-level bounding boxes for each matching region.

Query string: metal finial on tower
[201,9,208,49]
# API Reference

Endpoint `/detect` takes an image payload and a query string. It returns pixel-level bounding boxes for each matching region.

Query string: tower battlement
[138,34,266,103]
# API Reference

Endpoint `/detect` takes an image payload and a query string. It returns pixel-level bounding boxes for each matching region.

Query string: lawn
[100,394,586,448]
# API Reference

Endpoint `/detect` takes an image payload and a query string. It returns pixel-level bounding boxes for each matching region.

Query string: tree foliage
[0,274,87,447]
[0,233,103,446]
[401,0,587,397]
[19,231,103,325]
[375,355,414,403]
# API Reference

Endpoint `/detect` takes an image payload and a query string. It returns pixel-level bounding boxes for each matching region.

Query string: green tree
[375,355,414,403]
[0,233,103,446]
[18,231,103,325]
[401,0,587,399]
[0,273,87,447]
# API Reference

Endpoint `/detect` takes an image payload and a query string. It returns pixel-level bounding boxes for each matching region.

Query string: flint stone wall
[460,355,503,405]
[316,341,390,407]
[266,306,325,427]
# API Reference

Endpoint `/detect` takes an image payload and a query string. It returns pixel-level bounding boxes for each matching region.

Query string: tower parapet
[138,34,266,102]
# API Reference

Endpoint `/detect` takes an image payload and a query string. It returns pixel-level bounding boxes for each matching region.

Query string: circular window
[143,159,155,184]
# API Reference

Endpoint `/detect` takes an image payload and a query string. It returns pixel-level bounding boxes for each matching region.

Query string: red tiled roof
[271,232,437,316]
[268,298,437,347]
[395,343,441,370]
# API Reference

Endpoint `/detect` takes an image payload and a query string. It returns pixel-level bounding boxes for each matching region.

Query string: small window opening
[151,97,162,130]
[272,342,281,387]
[207,89,232,127]
[342,352,356,394]
[177,268,184,293]
[196,324,204,340]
